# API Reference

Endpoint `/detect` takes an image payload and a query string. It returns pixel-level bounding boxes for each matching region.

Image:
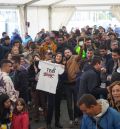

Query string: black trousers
[65,84,79,120]
[47,87,62,125]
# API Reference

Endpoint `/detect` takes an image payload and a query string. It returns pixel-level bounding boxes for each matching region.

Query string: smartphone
[79,41,84,46]
[63,57,66,62]
[62,57,66,64]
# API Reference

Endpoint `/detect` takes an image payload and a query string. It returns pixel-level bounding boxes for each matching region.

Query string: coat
[11,112,29,129]
[81,107,120,129]
[79,67,108,99]
[66,55,81,83]
[10,69,29,102]
[106,59,118,75]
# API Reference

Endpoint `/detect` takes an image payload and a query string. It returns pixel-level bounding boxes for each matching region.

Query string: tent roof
[0,0,120,7]
[0,0,30,5]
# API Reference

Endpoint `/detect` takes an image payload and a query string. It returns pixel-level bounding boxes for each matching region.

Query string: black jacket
[0,45,9,61]
[106,59,118,75]
[79,67,108,99]
[102,54,112,67]
[11,69,29,94]
[111,71,120,83]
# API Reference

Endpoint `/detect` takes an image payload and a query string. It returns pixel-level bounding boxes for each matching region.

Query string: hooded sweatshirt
[81,99,120,129]
[93,99,109,121]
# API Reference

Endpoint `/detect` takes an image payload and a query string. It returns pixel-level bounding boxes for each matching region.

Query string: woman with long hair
[11,98,29,129]
[46,52,65,129]
[0,94,12,129]
[108,81,120,111]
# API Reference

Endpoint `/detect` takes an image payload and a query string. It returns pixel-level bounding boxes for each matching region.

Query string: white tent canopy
[0,0,120,37]
[0,0,120,6]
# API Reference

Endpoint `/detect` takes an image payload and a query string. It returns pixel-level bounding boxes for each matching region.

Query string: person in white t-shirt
[37,52,65,129]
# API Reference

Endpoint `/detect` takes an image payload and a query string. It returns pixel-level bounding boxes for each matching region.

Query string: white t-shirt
[36,61,64,94]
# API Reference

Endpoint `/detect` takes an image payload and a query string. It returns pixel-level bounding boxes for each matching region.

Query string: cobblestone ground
[30,100,80,129]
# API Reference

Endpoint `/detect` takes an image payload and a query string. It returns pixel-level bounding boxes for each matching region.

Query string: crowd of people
[0,24,120,129]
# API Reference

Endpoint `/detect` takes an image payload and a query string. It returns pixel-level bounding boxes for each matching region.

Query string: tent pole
[48,6,52,31]
[24,5,28,33]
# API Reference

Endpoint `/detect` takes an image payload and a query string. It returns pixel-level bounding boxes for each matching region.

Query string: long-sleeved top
[0,45,10,61]
[11,112,29,129]
[0,71,19,102]
[79,67,108,99]
[81,99,120,129]
[10,69,29,102]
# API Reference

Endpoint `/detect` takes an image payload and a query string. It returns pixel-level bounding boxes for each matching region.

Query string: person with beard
[106,48,120,84]
[64,48,83,126]
[84,37,93,52]
[99,45,112,86]
[56,36,73,55]
[81,48,94,72]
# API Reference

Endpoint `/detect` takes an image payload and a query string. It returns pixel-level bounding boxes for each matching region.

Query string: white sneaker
[74,118,79,125]
[69,120,73,125]
[69,120,74,127]
[39,107,43,111]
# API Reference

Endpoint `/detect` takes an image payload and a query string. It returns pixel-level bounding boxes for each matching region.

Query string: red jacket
[11,112,29,129]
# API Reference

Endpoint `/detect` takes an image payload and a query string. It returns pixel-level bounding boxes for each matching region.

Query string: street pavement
[30,100,80,129]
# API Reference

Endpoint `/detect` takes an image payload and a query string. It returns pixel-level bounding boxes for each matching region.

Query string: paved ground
[30,100,80,129]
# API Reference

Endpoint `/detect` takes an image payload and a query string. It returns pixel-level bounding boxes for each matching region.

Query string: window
[0,9,20,37]
[67,10,120,31]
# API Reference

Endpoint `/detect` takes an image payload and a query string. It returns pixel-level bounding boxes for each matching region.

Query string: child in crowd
[0,94,12,129]
[11,98,29,129]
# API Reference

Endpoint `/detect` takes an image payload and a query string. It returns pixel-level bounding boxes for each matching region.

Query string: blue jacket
[23,35,32,46]
[81,107,120,129]
[10,33,22,46]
